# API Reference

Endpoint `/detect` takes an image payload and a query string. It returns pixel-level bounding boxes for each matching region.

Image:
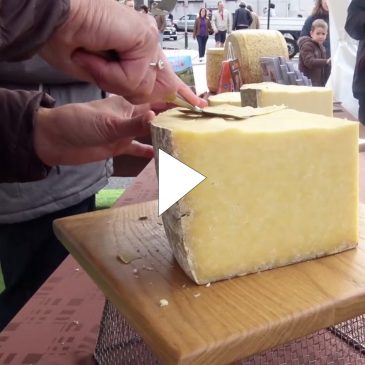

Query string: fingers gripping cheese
[151,108,359,285]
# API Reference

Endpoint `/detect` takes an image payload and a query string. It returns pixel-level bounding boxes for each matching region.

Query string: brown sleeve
[193,19,198,38]
[0,88,56,182]
[0,0,70,61]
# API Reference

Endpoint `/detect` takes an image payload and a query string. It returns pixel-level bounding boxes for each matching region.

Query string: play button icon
[158,149,206,216]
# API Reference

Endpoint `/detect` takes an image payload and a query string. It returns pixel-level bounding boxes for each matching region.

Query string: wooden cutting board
[54,202,365,365]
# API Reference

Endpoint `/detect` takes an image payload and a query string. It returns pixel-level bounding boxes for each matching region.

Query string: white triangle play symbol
[158,149,206,216]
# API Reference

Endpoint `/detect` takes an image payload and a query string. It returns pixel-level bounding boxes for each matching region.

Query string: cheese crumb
[193,293,201,298]
[205,283,211,288]
[159,299,169,307]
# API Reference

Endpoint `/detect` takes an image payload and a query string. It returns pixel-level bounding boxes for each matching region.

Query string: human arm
[0,0,70,61]
[193,18,198,39]
[256,14,260,29]
[211,12,218,33]
[228,11,233,33]
[233,10,238,30]
[0,0,206,107]
[0,89,55,182]
[33,96,154,167]
[247,10,253,26]
[207,19,214,35]
[300,16,313,37]
[300,44,328,69]
[0,89,155,183]
[345,0,365,41]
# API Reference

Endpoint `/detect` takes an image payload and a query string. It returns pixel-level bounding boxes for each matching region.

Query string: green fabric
[0,267,4,293]
[96,189,124,209]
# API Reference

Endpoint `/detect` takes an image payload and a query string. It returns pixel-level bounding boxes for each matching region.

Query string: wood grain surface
[54,202,365,365]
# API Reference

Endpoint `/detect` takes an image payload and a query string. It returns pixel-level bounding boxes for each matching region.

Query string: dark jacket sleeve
[233,9,238,30]
[193,18,199,38]
[300,16,313,37]
[0,0,70,61]
[345,0,365,98]
[345,0,365,41]
[0,88,55,183]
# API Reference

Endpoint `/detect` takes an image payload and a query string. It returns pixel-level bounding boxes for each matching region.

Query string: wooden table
[0,109,364,365]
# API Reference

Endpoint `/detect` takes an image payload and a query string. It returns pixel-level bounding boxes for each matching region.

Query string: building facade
[172,0,315,20]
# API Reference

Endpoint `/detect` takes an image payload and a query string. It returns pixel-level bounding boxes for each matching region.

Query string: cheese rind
[151,108,359,285]
[206,48,225,93]
[224,30,288,84]
[241,82,333,116]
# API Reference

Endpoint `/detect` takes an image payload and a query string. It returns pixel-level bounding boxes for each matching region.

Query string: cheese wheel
[151,107,358,285]
[206,48,225,93]
[208,92,241,106]
[240,82,333,116]
[224,30,288,84]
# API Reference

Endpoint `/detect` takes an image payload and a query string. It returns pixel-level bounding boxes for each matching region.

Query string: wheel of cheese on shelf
[208,92,241,106]
[206,48,225,93]
[224,30,288,84]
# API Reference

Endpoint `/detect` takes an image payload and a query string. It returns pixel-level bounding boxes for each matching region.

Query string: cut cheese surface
[241,82,333,116]
[208,92,241,106]
[151,107,359,285]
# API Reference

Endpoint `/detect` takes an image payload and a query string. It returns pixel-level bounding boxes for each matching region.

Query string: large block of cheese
[208,92,241,106]
[151,108,359,285]
[241,82,333,116]
[224,30,288,84]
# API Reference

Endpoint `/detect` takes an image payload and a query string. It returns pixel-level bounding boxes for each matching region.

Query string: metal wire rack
[94,299,365,365]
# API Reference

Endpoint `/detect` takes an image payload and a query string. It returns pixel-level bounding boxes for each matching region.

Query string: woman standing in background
[193,8,213,62]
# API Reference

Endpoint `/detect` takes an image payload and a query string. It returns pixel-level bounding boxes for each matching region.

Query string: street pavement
[163,31,215,53]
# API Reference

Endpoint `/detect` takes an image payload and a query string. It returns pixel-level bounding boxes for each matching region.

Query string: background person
[233,1,252,30]
[298,19,331,86]
[0,55,116,329]
[269,3,276,17]
[345,0,365,125]
[193,8,213,62]
[212,1,232,47]
[247,5,260,29]
[152,3,167,47]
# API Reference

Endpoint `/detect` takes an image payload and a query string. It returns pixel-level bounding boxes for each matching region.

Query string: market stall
[1,2,365,364]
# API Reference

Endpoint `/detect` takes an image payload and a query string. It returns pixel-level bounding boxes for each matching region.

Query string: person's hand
[33,96,155,166]
[39,0,205,108]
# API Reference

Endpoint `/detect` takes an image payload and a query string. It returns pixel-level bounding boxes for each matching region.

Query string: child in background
[298,19,331,86]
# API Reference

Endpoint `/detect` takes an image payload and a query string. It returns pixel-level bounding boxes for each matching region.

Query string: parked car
[163,18,178,41]
[173,14,197,32]
[163,25,177,41]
